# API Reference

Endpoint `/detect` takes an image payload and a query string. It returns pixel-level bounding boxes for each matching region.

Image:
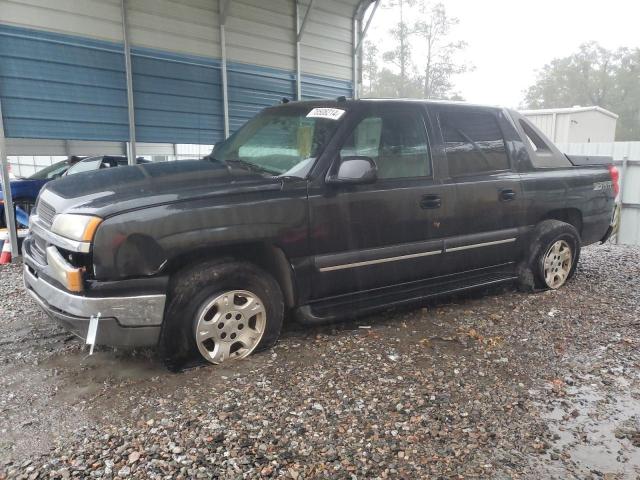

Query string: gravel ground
[0,243,639,479]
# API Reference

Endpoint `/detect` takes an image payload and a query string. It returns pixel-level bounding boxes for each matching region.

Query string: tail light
[607,165,620,197]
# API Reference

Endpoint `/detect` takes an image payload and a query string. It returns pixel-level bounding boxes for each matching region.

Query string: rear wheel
[160,260,283,370]
[541,239,573,289]
[518,220,581,291]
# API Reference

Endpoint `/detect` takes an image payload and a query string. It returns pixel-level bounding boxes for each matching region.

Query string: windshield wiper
[224,159,279,176]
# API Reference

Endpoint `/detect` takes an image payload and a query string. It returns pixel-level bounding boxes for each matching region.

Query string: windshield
[65,157,103,176]
[28,160,70,180]
[212,106,346,178]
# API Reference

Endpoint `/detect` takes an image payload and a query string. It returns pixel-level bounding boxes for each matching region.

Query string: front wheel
[518,220,581,291]
[160,260,284,370]
[194,289,268,364]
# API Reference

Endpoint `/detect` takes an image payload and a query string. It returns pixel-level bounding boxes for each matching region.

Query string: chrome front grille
[31,234,48,265]
[37,200,56,227]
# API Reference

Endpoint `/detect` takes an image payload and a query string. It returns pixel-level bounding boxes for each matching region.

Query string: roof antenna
[281,97,290,104]
[337,95,347,102]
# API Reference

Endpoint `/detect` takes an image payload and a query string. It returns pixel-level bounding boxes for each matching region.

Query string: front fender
[92,192,308,280]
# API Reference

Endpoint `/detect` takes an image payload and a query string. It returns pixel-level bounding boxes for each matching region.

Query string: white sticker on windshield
[307,108,346,121]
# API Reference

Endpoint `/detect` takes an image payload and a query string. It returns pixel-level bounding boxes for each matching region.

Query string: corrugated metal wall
[131,48,223,144]
[0,0,124,42]
[558,142,640,246]
[0,0,361,145]
[298,0,353,79]
[0,24,129,141]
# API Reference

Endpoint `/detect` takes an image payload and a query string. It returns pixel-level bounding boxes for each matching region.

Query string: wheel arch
[164,241,297,308]
[541,208,583,236]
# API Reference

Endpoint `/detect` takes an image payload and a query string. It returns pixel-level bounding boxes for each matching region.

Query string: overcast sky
[366,0,640,108]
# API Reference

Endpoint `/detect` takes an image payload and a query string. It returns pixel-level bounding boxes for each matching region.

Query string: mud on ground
[0,244,639,479]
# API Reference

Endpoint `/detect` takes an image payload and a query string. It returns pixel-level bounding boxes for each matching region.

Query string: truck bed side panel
[519,166,614,245]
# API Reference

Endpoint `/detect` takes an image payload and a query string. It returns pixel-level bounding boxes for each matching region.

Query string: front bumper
[23,246,166,347]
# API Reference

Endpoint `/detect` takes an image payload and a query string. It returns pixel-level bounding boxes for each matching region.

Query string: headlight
[51,214,102,242]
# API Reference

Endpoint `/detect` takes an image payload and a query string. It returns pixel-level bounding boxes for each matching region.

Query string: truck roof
[273,98,507,112]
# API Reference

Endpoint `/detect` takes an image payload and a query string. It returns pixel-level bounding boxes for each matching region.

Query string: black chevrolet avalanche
[23,99,618,368]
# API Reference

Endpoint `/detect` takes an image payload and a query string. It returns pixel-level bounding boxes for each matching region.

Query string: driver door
[308,104,455,299]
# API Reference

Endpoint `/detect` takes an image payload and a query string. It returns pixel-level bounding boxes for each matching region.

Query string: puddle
[541,383,640,477]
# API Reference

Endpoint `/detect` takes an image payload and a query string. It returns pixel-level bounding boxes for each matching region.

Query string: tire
[160,260,284,371]
[518,219,581,292]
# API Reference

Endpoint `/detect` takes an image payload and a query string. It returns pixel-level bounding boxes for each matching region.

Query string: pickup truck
[22,99,618,369]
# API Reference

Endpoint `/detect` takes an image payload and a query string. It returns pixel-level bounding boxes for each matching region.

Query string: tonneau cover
[566,155,612,166]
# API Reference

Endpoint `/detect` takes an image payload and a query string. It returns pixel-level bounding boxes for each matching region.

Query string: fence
[9,141,640,246]
[558,142,640,246]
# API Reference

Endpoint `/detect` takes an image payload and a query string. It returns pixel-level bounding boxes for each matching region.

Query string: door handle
[499,189,516,202]
[420,194,441,209]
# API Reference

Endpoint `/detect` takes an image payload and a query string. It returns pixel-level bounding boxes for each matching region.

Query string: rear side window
[439,109,510,177]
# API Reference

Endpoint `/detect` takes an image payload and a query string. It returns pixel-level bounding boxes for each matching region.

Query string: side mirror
[326,156,377,185]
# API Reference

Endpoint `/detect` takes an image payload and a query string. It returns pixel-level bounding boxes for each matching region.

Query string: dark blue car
[0,159,75,228]
[1,156,149,227]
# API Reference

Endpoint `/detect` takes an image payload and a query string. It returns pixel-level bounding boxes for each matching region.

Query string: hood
[41,159,283,218]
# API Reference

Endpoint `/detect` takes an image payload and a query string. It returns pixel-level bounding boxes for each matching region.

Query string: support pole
[295,0,315,101]
[352,0,379,99]
[0,98,19,258]
[354,0,379,53]
[295,1,302,100]
[121,0,137,165]
[219,0,231,138]
[220,24,230,138]
[296,0,315,42]
[352,16,359,99]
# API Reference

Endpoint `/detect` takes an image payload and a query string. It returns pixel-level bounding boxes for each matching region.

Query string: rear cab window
[438,108,510,177]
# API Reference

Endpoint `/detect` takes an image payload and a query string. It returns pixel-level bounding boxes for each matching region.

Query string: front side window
[213,106,343,178]
[340,110,431,179]
[440,109,510,177]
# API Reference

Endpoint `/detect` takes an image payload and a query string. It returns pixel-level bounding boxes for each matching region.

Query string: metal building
[520,106,618,144]
[0,0,377,149]
[0,0,379,257]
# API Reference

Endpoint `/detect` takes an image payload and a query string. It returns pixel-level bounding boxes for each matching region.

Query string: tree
[365,0,469,100]
[413,2,469,99]
[362,41,379,95]
[523,43,640,141]
[381,0,415,95]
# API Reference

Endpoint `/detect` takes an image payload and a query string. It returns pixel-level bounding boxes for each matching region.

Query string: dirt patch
[0,244,639,478]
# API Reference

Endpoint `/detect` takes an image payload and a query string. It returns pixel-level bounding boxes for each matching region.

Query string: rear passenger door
[435,106,525,274]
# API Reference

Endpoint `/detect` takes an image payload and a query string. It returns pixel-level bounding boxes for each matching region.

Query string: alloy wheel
[194,290,266,364]
[543,240,573,289]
